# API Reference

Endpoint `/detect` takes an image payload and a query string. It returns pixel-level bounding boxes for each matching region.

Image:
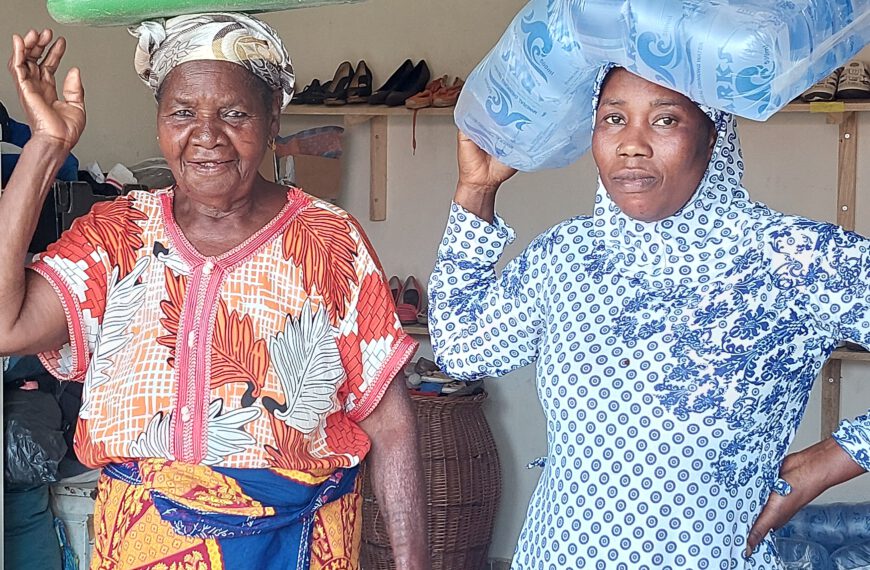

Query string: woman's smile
[185,158,236,174]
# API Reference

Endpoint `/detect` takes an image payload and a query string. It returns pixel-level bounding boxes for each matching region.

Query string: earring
[268,138,276,151]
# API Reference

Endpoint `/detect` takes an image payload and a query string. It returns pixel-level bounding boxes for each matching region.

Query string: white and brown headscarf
[131,12,296,108]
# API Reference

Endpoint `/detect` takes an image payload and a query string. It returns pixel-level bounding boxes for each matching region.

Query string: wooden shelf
[282,105,455,222]
[831,347,870,362]
[781,99,870,113]
[404,324,429,336]
[283,104,454,117]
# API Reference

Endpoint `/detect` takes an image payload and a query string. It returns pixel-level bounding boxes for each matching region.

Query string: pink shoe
[388,275,402,305]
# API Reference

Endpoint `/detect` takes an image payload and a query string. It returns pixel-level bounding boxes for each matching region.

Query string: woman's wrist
[454,182,499,223]
[26,134,74,158]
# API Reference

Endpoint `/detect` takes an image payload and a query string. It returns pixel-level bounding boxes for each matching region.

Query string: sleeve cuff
[439,202,515,263]
[832,415,870,472]
[28,262,90,381]
[346,333,418,422]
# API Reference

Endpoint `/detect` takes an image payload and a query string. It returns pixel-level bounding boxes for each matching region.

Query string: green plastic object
[47,0,365,26]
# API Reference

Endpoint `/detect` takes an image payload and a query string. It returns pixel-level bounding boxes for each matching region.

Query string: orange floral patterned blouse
[30,187,417,471]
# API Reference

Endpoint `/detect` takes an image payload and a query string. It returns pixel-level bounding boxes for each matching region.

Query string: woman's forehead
[161,60,258,93]
[158,60,269,105]
[599,68,694,107]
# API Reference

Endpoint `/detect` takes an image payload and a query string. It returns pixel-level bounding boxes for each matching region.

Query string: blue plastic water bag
[455,0,870,171]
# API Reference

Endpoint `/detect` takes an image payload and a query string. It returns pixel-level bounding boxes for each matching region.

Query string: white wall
[2,0,870,561]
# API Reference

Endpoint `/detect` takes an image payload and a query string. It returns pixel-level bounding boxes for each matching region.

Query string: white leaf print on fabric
[269,299,344,434]
[204,398,261,465]
[80,256,151,419]
[154,244,190,277]
[129,410,174,460]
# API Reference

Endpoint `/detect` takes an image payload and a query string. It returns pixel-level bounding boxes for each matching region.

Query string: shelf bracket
[820,110,858,435]
[821,359,842,439]
[369,116,388,221]
[836,111,858,231]
[340,114,387,221]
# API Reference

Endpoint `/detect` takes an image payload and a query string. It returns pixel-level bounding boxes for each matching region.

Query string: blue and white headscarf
[591,64,757,289]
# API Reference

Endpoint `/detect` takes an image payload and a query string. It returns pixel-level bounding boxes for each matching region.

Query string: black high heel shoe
[385,60,430,107]
[323,61,354,106]
[369,59,414,105]
[290,78,322,105]
[346,61,373,104]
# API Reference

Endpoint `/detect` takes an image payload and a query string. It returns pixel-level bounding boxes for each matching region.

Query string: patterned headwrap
[131,12,295,108]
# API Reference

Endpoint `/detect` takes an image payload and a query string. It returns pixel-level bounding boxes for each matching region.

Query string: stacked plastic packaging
[455,0,870,171]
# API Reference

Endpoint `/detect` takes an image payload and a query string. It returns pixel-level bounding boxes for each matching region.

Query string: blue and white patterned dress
[428,66,870,570]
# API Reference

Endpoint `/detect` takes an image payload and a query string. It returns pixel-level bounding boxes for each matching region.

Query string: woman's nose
[191,117,223,146]
[616,128,652,157]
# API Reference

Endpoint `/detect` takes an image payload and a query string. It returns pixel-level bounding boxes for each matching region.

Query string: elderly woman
[0,15,427,570]
[429,64,870,569]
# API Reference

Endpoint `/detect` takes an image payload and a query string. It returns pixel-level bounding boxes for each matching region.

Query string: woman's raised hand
[457,130,517,194]
[8,29,85,151]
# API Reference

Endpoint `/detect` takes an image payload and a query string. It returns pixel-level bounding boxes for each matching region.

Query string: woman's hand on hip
[457,130,517,194]
[746,437,866,557]
[8,29,85,152]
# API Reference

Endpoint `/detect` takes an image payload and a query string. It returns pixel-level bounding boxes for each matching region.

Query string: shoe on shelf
[801,68,841,102]
[416,306,428,325]
[346,60,373,104]
[369,59,414,105]
[305,80,333,105]
[323,61,355,106]
[837,60,870,99]
[432,76,465,107]
[396,275,424,325]
[405,75,448,110]
[291,79,323,105]
[388,275,402,305]
[385,60,431,107]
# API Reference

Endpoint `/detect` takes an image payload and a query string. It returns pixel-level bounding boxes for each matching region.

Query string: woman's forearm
[0,137,68,333]
[368,427,428,569]
[361,381,429,570]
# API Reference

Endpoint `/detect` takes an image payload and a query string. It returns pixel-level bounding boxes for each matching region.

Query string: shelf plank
[830,347,870,361]
[404,324,429,336]
[781,99,870,113]
[283,104,455,117]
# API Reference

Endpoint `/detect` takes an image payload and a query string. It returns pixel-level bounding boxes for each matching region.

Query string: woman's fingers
[10,34,26,75]
[41,36,65,75]
[62,67,84,109]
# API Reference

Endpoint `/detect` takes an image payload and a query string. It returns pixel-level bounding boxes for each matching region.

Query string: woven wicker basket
[361,391,502,570]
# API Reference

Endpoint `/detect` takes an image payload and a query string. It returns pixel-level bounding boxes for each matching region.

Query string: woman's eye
[224,110,248,119]
[171,109,193,117]
[653,116,677,126]
[603,115,625,125]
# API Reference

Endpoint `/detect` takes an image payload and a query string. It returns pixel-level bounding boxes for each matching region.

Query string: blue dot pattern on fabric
[428,64,870,570]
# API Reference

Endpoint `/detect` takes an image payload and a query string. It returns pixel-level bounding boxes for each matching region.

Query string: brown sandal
[432,77,464,107]
[405,75,448,110]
